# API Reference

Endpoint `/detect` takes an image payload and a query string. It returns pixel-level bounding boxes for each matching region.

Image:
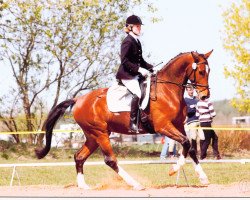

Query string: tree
[0,0,158,144]
[0,0,49,143]
[222,0,250,114]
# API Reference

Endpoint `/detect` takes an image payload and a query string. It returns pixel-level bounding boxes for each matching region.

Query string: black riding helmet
[126,15,143,26]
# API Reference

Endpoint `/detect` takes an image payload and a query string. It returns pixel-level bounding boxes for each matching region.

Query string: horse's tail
[35,99,76,159]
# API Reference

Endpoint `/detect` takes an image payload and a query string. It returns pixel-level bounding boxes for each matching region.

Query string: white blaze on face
[192,63,197,70]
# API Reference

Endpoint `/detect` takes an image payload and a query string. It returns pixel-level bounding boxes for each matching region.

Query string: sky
[0,0,237,102]
[135,0,236,101]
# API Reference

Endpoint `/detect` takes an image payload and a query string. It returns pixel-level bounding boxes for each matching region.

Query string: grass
[0,141,249,187]
[0,162,249,187]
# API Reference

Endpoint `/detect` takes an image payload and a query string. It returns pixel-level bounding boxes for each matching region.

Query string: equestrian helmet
[126,15,143,26]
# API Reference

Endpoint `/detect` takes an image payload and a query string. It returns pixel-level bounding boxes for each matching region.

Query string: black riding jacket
[116,34,153,80]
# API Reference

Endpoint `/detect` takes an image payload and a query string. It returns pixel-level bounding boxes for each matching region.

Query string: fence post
[10,165,20,186]
[175,167,190,187]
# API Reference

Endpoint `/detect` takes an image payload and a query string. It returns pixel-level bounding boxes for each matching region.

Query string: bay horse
[35,50,213,190]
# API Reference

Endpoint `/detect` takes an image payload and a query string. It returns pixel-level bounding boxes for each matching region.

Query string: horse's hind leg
[74,136,99,189]
[97,133,144,190]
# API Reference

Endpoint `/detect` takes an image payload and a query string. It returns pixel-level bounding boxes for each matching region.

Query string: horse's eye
[199,70,205,76]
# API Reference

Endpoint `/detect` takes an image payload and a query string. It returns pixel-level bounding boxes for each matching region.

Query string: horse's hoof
[168,165,177,176]
[199,177,209,186]
[133,184,145,191]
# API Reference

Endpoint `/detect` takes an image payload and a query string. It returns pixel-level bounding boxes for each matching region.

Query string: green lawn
[1,161,249,188]
[0,142,249,188]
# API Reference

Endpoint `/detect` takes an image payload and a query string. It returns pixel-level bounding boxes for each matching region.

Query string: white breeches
[185,121,205,140]
[169,138,182,154]
[121,77,142,98]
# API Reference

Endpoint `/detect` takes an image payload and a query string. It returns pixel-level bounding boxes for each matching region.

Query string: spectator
[168,138,181,158]
[160,136,170,160]
[160,136,179,160]
[184,84,205,155]
[196,97,222,160]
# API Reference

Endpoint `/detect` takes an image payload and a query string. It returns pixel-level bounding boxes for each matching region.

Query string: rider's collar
[129,31,140,42]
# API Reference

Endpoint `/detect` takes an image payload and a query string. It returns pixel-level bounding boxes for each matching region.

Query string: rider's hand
[152,69,158,74]
[149,68,154,73]
[138,67,150,77]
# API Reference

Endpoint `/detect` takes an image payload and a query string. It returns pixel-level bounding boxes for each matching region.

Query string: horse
[35,50,213,190]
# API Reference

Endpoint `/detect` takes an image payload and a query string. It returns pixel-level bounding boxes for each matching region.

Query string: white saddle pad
[107,76,151,112]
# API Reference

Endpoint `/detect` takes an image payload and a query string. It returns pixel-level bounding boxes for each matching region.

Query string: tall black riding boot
[129,94,140,133]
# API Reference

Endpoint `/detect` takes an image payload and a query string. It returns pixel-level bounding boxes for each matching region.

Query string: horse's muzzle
[198,89,210,100]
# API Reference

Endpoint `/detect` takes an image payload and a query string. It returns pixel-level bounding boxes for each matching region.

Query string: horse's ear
[191,51,199,63]
[204,49,213,59]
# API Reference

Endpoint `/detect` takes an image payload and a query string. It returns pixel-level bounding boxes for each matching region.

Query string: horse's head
[187,50,213,100]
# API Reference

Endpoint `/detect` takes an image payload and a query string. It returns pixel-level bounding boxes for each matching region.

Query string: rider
[116,15,153,132]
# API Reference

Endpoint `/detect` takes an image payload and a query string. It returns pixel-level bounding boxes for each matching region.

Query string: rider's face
[132,24,141,35]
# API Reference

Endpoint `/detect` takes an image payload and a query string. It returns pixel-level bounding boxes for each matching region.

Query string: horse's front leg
[157,122,209,185]
[157,122,189,174]
[183,136,209,185]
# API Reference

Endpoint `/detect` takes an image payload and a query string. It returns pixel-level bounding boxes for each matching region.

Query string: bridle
[153,61,210,88]
[151,60,210,100]
[186,61,210,90]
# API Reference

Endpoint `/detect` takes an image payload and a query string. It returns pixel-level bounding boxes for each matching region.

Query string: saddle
[106,75,155,133]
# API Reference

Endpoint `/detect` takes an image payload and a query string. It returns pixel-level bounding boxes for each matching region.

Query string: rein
[155,78,209,88]
[151,76,189,100]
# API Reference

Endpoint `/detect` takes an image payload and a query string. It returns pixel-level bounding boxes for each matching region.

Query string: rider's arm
[141,58,154,72]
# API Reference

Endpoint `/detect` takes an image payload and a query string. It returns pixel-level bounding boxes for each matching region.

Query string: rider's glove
[138,67,150,77]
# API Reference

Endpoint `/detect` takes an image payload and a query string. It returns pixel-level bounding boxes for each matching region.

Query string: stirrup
[128,123,138,133]
[128,123,143,133]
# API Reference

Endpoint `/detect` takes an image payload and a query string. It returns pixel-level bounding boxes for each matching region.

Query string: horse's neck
[156,56,189,98]
[158,60,188,86]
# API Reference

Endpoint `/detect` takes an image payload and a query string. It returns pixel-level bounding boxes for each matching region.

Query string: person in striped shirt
[196,98,222,160]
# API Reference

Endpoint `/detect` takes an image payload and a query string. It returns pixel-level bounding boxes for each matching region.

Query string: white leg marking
[77,173,91,189]
[173,154,186,172]
[118,165,145,190]
[195,164,209,185]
